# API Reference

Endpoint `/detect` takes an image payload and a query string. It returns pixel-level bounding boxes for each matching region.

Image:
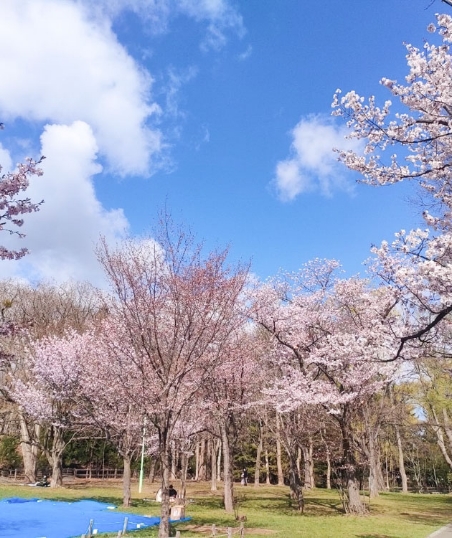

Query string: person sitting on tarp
[168,485,177,500]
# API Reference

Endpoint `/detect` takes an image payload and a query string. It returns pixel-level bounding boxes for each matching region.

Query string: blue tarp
[0,497,182,538]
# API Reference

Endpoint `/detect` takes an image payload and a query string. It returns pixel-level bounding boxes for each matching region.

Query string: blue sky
[0,0,442,285]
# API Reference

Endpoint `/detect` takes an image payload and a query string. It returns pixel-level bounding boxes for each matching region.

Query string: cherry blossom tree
[96,217,248,538]
[200,329,261,513]
[332,13,452,357]
[0,125,44,260]
[249,260,398,514]
[11,330,93,487]
[0,281,100,483]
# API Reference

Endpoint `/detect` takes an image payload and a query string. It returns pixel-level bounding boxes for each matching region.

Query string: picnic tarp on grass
[0,497,187,538]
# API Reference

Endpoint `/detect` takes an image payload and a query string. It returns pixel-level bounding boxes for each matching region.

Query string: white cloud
[0,0,162,176]
[274,116,363,201]
[0,0,244,285]
[88,0,245,50]
[0,122,129,285]
[0,145,12,174]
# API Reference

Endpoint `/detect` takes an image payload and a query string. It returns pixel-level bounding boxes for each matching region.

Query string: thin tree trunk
[180,451,188,500]
[395,424,408,493]
[217,439,222,482]
[432,408,452,471]
[170,441,177,480]
[276,413,284,486]
[149,458,156,483]
[195,440,200,481]
[301,437,314,489]
[254,422,263,487]
[264,449,271,485]
[199,437,207,481]
[326,449,331,489]
[211,437,217,491]
[288,452,304,512]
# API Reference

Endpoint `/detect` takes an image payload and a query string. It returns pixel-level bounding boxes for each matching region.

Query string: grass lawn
[0,479,450,538]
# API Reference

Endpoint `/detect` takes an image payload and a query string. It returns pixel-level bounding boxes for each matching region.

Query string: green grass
[0,480,450,538]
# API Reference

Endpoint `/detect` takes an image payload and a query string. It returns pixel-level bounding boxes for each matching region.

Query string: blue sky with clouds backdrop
[0,0,444,285]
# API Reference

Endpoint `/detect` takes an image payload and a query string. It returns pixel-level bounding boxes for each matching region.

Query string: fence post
[122,516,128,535]
[87,519,94,538]
[212,524,217,536]
[227,527,233,538]
[175,532,181,538]
[240,521,245,536]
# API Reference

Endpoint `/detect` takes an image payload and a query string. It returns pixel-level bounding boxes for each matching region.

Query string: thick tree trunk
[19,414,39,483]
[254,422,263,487]
[395,424,408,493]
[276,413,284,486]
[158,436,171,538]
[368,433,384,499]
[123,455,132,507]
[339,417,366,515]
[47,426,65,488]
[221,423,234,513]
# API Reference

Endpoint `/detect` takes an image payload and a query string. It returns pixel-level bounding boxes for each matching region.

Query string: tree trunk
[264,449,271,485]
[19,413,39,483]
[199,437,207,481]
[432,408,452,472]
[149,458,156,483]
[47,426,65,488]
[301,437,314,489]
[339,417,366,514]
[254,422,263,487]
[180,451,188,500]
[326,448,331,489]
[395,424,408,493]
[195,440,200,481]
[288,452,304,512]
[221,423,234,513]
[123,455,132,507]
[170,441,177,480]
[276,413,284,486]
[368,432,384,499]
[158,435,171,538]
[217,439,222,482]
[211,438,218,491]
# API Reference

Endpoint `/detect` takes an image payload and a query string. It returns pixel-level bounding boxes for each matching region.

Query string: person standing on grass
[241,468,248,486]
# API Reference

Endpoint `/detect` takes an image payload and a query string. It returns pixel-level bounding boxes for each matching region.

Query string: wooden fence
[0,468,125,480]
[80,519,245,538]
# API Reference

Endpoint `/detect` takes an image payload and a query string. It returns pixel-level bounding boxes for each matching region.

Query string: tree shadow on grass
[355,535,395,538]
